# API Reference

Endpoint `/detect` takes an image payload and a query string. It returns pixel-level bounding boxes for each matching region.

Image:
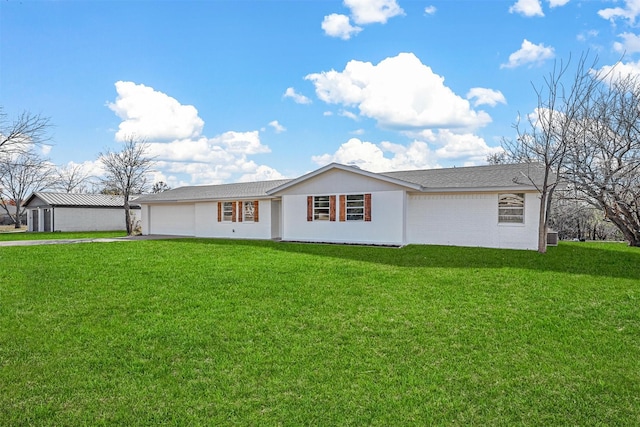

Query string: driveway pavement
[0,235,189,247]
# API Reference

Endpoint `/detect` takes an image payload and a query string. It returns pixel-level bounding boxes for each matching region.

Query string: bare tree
[565,74,640,246]
[0,150,57,228]
[54,163,92,193]
[99,135,154,235]
[485,151,511,165]
[502,54,600,253]
[151,181,171,193]
[0,108,52,155]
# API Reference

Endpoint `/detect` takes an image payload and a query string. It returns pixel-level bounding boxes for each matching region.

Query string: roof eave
[414,185,541,193]
[267,163,422,195]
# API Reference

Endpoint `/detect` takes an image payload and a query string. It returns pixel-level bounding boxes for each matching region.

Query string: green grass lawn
[0,230,127,241]
[1,239,638,425]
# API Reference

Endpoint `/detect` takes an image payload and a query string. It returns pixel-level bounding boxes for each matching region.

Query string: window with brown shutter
[254,200,259,222]
[217,201,222,222]
[222,202,234,221]
[344,194,365,221]
[237,201,243,222]
[312,196,331,220]
[242,201,256,222]
[339,195,346,221]
[307,196,313,221]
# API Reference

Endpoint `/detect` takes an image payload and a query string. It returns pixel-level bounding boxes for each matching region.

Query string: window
[345,194,364,221]
[243,201,255,222]
[222,201,234,221]
[314,196,331,220]
[499,193,524,223]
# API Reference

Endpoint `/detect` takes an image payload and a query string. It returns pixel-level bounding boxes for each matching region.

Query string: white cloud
[345,0,404,25]
[466,88,507,107]
[509,0,544,17]
[432,130,501,163]
[322,0,403,39]
[306,52,491,130]
[340,110,359,120]
[599,0,640,24]
[595,60,640,85]
[501,39,555,69]
[283,87,312,104]
[312,132,500,172]
[548,0,570,7]
[321,13,362,40]
[238,164,286,183]
[107,81,204,142]
[577,29,599,42]
[268,120,286,133]
[312,137,437,172]
[613,32,640,53]
[107,82,281,185]
[424,6,437,15]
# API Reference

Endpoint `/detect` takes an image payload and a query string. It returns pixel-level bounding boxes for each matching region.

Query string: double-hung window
[345,194,364,221]
[243,201,255,222]
[314,196,331,221]
[222,201,234,222]
[498,193,525,224]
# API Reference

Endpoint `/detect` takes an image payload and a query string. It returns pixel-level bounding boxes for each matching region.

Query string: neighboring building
[0,203,26,226]
[24,193,141,232]
[134,163,546,250]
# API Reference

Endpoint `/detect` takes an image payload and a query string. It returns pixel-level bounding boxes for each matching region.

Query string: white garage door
[149,204,195,236]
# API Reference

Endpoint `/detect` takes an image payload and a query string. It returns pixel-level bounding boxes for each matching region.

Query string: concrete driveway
[0,235,189,247]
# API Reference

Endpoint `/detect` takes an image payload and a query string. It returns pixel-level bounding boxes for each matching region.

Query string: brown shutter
[307,196,313,221]
[217,202,222,222]
[254,200,259,222]
[237,201,243,222]
[339,195,346,221]
[232,201,237,222]
[364,193,372,222]
[330,195,336,221]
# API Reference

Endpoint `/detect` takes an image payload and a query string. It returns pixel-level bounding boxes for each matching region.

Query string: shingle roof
[134,163,545,204]
[134,179,293,203]
[382,162,546,190]
[28,192,133,207]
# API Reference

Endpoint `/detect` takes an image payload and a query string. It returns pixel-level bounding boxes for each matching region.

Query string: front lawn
[0,230,127,241]
[1,240,638,425]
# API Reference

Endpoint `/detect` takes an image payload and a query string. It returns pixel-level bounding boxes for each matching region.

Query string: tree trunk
[538,192,548,254]
[124,200,132,235]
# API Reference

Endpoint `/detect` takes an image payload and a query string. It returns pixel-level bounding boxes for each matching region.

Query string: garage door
[149,204,195,236]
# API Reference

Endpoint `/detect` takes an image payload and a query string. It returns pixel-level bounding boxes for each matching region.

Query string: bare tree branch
[0,149,57,228]
[99,135,155,235]
[0,108,53,155]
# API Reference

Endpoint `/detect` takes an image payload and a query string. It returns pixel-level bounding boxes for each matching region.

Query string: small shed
[24,192,140,232]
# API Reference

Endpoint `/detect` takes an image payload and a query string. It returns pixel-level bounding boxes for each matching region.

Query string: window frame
[498,193,525,224]
[313,195,331,221]
[222,201,234,222]
[345,194,365,221]
[243,201,255,222]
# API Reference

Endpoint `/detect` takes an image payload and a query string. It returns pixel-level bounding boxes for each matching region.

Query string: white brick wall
[406,192,539,250]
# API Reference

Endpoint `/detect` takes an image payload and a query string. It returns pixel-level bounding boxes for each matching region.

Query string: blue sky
[2,0,640,187]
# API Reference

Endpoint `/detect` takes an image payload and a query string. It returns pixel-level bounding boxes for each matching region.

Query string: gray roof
[134,163,545,204]
[27,192,135,208]
[134,179,293,203]
[382,162,546,190]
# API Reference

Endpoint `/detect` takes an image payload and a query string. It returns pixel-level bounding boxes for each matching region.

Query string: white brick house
[135,163,545,250]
